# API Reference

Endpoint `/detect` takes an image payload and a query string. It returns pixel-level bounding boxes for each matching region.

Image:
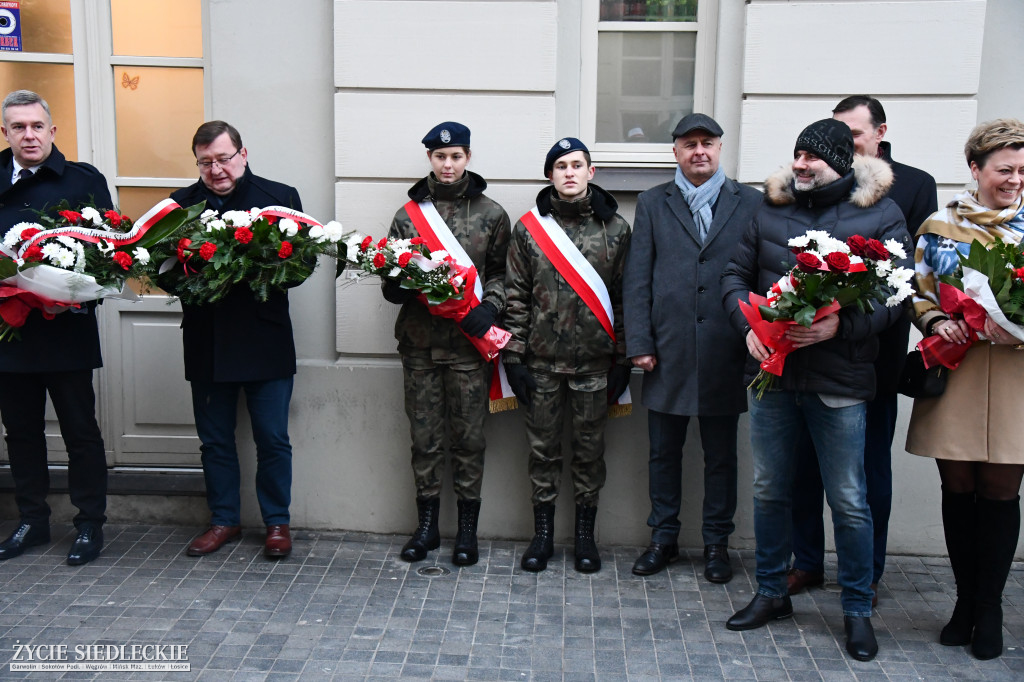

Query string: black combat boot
[971,496,1020,660]
[521,503,555,572]
[452,498,481,566]
[574,503,601,573]
[400,497,440,562]
[939,488,977,646]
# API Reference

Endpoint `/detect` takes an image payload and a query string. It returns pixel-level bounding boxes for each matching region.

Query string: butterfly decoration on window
[121,72,139,90]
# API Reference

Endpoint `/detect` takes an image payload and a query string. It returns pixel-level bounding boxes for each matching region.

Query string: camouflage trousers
[401,354,490,500]
[525,369,608,506]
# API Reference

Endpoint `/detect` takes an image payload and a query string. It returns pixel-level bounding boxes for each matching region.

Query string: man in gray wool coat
[623,113,761,583]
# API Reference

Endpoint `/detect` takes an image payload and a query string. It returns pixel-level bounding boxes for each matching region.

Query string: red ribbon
[916,283,984,370]
[738,293,841,376]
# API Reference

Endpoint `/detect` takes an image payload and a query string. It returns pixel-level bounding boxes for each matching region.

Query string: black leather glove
[458,301,498,338]
[504,363,537,407]
[382,279,416,304]
[607,364,631,405]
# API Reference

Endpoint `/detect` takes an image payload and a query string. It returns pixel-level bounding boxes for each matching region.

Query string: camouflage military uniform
[388,170,511,500]
[503,185,631,505]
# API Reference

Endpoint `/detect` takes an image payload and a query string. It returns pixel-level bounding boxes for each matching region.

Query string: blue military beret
[544,137,589,177]
[422,121,471,150]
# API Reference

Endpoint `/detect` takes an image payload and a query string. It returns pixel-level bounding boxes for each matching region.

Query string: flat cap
[671,113,724,139]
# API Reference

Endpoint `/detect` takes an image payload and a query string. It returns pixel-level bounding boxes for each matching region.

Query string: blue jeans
[646,411,738,546]
[749,391,874,617]
[792,393,895,583]
[191,378,294,526]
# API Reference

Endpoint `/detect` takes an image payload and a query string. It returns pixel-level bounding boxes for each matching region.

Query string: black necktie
[17,168,31,182]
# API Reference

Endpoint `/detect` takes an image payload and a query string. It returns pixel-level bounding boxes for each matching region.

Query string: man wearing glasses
[169,121,302,560]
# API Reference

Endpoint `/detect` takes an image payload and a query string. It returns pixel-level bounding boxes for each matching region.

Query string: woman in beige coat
[906,119,1024,660]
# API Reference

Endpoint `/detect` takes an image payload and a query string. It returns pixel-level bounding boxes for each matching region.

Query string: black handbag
[897,349,947,398]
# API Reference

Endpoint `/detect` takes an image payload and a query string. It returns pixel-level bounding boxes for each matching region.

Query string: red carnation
[104,209,122,227]
[796,252,822,273]
[23,245,43,262]
[199,242,217,260]
[234,227,253,244]
[825,251,851,272]
[409,237,426,245]
[112,251,132,270]
[1014,267,1024,281]
[176,238,192,262]
[360,236,373,252]
[265,215,279,226]
[19,227,40,240]
[377,237,388,249]
[373,252,386,268]
[864,239,889,260]
[398,252,412,268]
[846,235,868,257]
[58,210,82,224]
[278,242,293,258]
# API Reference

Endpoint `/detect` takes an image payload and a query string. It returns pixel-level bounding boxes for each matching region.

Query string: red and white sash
[405,200,516,412]
[518,207,631,412]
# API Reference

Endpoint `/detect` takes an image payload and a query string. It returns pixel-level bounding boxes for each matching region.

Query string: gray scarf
[675,165,725,242]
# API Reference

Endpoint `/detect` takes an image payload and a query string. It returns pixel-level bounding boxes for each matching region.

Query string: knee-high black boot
[939,488,977,646]
[971,495,1020,660]
[401,496,440,562]
[521,503,555,572]
[452,498,481,566]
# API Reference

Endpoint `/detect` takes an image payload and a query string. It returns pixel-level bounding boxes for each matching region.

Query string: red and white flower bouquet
[739,229,914,398]
[342,233,511,361]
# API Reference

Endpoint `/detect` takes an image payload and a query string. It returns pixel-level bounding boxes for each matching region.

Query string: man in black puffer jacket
[720,119,911,663]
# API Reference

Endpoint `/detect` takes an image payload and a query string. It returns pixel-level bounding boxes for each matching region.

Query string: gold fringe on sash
[607,403,632,419]
[489,396,519,414]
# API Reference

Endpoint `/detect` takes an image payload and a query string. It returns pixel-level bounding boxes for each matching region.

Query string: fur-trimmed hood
[764,155,894,208]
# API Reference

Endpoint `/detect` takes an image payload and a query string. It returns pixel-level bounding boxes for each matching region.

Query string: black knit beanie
[794,119,854,176]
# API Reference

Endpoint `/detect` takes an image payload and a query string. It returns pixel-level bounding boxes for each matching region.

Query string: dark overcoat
[623,176,761,415]
[0,145,112,372]
[170,166,302,383]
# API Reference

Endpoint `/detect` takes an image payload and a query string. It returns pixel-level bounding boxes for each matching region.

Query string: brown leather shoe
[186,525,241,556]
[264,524,291,558]
[787,567,825,595]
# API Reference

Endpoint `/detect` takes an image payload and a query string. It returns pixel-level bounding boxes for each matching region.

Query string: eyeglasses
[196,150,240,170]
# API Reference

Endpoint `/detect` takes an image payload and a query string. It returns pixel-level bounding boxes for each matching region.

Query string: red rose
[398,252,412,267]
[409,237,426,245]
[112,251,132,270]
[23,245,43,262]
[19,227,40,240]
[104,209,122,227]
[825,251,851,272]
[360,236,373,252]
[864,239,889,260]
[846,235,868,257]
[58,210,82,224]
[176,238,192,262]
[199,242,217,260]
[234,227,253,244]
[373,252,386,268]
[377,237,388,249]
[795,252,822,273]
[278,242,293,258]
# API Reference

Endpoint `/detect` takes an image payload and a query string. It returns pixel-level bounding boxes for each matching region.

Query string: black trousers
[0,370,107,528]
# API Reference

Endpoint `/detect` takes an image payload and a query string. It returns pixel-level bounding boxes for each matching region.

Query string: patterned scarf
[675,164,724,242]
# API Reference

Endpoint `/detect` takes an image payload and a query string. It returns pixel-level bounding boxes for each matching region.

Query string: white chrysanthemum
[80,206,102,226]
[42,243,75,268]
[4,225,28,248]
[788,235,810,249]
[200,209,219,224]
[874,259,892,277]
[132,247,150,265]
[887,267,914,288]
[57,236,86,271]
[886,282,915,307]
[278,218,299,238]
[206,219,227,232]
[221,210,252,227]
[884,239,907,260]
[322,221,344,243]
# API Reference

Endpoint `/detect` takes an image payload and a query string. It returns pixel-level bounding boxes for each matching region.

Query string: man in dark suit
[170,121,303,559]
[0,89,112,566]
[623,113,761,582]
[787,97,938,603]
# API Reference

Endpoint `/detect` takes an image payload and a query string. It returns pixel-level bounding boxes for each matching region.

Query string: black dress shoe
[632,542,679,576]
[704,544,733,583]
[726,594,793,631]
[67,525,103,566]
[0,523,50,560]
[844,615,878,661]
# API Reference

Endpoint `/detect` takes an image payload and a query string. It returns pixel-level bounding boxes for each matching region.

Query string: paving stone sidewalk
[0,524,1021,681]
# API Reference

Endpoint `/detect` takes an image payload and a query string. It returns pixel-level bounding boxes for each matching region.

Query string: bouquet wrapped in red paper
[342,233,510,360]
[740,230,915,398]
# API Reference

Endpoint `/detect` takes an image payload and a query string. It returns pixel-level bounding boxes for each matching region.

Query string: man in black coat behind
[0,90,112,566]
[170,121,302,559]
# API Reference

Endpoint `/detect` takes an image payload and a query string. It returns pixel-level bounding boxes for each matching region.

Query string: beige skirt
[906,341,1024,464]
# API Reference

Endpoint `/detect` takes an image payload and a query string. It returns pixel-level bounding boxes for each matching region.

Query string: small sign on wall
[0,1,21,52]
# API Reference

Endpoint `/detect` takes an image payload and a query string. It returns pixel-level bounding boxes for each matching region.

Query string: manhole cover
[417,565,451,577]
